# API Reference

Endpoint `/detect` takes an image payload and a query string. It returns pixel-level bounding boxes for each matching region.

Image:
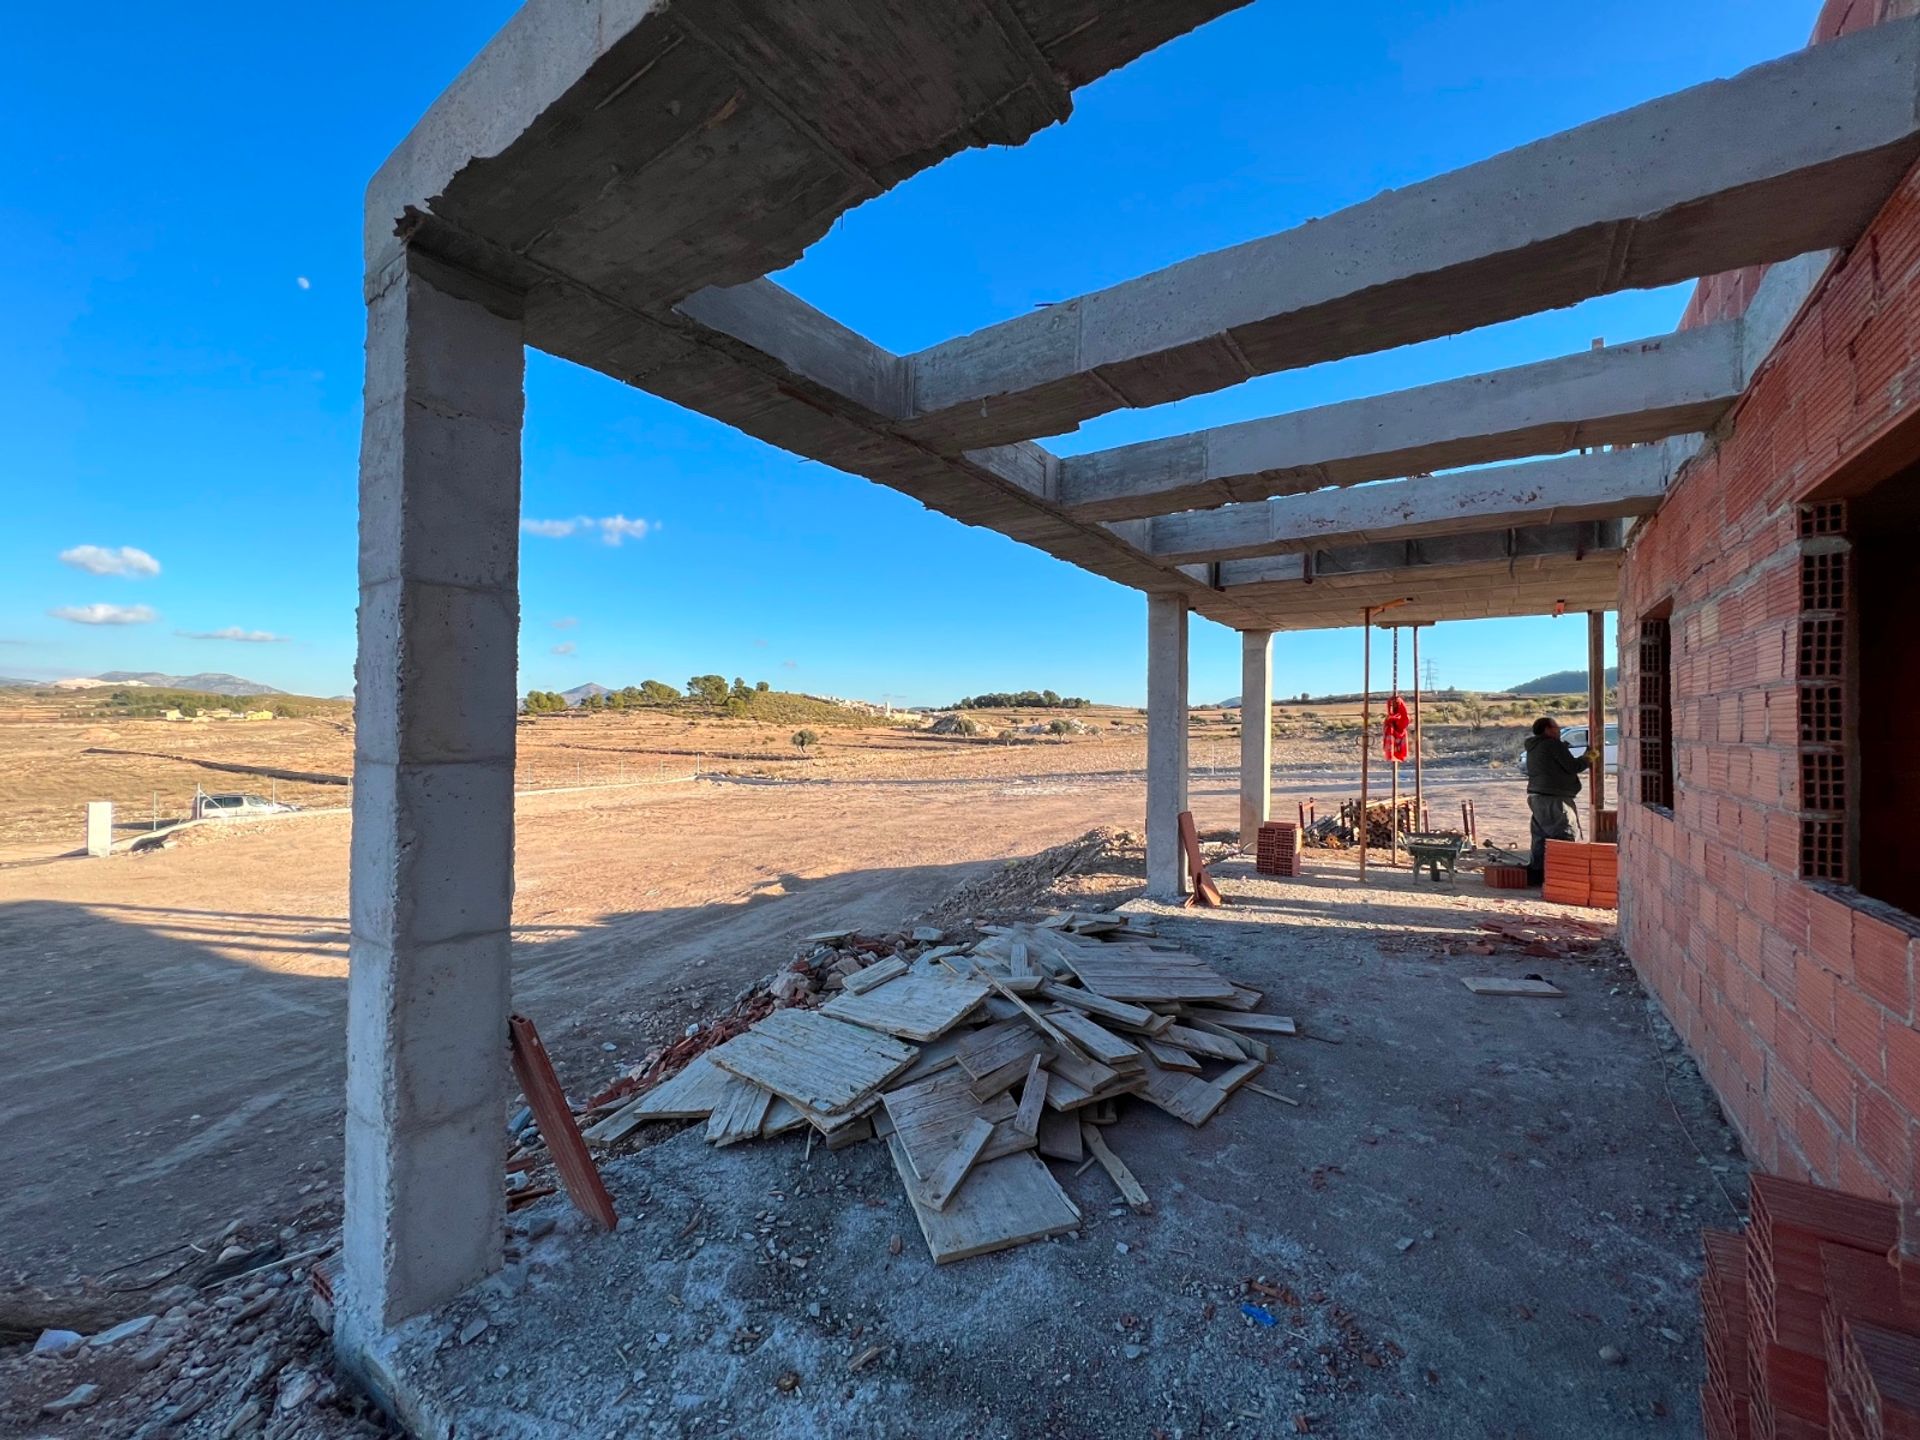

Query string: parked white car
[1517,723,1619,780]
[195,791,298,820]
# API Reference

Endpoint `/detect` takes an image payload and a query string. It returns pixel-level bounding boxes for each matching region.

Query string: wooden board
[955,1020,1047,1081]
[843,956,908,995]
[1036,1108,1083,1162]
[761,1097,808,1137]
[1143,1039,1201,1072]
[887,1137,1081,1263]
[1039,982,1169,1033]
[1013,1056,1047,1136]
[707,1010,917,1115]
[1081,1123,1152,1214]
[1161,1024,1246,1062]
[1462,976,1565,998]
[1134,1055,1234,1128]
[882,1069,1018,1181]
[1058,949,1239,1004]
[921,1116,995,1211]
[1185,1008,1297,1035]
[1042,1008,1142,1067]
[823,972,992,1042]
[705,1075,775,1147]
[508,1014,617,1231]
[584,1053,734,1144]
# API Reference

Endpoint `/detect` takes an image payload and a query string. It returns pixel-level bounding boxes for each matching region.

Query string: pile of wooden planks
[584,911,1297,1263]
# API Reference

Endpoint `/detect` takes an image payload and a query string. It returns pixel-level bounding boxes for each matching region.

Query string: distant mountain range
[1509,667,1618,695]
[0,671,281,696]
[561,682,611,706]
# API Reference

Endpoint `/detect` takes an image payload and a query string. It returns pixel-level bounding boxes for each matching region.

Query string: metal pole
[1359,608,1372,884]
[1412,626,1424,836]
[1588,610,1607,837]
[1390,627,1400,870]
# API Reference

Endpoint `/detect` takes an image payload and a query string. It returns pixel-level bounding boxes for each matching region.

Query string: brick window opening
[1800,548,1849,613]
[1800,818,1847,882]
[1798,501,1846,537]
[1797,684,1844,745]
[1851,480,1919,916]
[1636,613,1674,811]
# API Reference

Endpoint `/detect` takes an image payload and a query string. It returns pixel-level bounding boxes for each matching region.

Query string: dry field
[0,696,1556,1292]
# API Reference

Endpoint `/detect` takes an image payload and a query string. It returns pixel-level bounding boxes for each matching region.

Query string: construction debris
[582,910,1297,1263]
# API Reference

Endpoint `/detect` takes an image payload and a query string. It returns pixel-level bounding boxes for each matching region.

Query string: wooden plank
[822,972,992,1042]
[583,1054,730,1144]
[1143,1039,1202,1072]
[1036,1108,1083,1162]
[1060,954,1239,1004]
[886,1138,1081,1263]
[1186,1017,1269,1062]
[968,1054,1033,1103]
[955,1020,1047,1081]
[705,1075,775,1147]
[508,1014,616,1231]
[1043,1008,1142,1067]
[1039,982,1170,1034]
[1013,1056,1047,1136]
[921,1116,995,1211]
[1462,976,1565,998]
[761,1096,809,1137]
[843,956,908,995]
[966,962,1097,1066]
[882,1069,1017,1180]
[1161,1024,1246,1062]
[1214,1058,1265,1096]
[889,1029,967,1088]
[1080,1123,1152,1214]
[1218,984,1263,1011]
[1246,1082,1300,1108]
[707,1010,917,1115]
[1185,1008,1297,1035]
[1133,1055,1232,1127]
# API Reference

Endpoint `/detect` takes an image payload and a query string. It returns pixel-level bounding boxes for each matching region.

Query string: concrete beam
[901,19,1920,450]
[1146,595,1190,900]
[1238,632,1272,850]
[1146,448,1673,563]
[342,253,523,1346]
[1057,325,1740,521]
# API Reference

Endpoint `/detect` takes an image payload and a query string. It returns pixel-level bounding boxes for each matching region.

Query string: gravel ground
[369,858,1741,1439]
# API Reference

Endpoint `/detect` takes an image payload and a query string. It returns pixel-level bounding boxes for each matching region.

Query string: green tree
[756,680,770,693]
[639,679,678,706]
[687,674,729,710]
[1459,692,1490,731]
[792,728,819,755]
[1048,718,1074,736]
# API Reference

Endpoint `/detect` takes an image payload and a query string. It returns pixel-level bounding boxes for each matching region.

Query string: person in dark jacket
[1523,716,1593,885]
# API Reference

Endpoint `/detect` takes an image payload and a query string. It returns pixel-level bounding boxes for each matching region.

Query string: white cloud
[552,617,580,630]
[296,276,312,291]
[176,627,289,643]
[597,515,654,546]
[781,659,799,670]
[520,515,659,546]
[59,545,161,579]
[551,641,577,656]
[51,603,157,626]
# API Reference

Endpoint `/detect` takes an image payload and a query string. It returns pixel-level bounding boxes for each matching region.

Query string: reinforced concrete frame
[343,0,1920,1367]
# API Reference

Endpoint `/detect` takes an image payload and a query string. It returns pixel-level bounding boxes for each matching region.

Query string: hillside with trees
[524,676,882,728]
[948,689,1090,709]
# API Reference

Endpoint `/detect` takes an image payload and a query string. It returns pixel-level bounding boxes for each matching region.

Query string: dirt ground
[363,862,1740,1440]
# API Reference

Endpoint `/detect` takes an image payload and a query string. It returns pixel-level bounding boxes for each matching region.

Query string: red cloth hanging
[1382,695,1410,762]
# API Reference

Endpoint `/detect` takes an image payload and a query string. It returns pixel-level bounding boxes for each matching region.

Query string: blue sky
[2,0,1821,704]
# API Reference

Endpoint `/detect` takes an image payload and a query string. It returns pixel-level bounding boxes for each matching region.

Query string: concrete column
[1238,631,1273,849]
[1146,593,1190,900]
[341,251,524,1346]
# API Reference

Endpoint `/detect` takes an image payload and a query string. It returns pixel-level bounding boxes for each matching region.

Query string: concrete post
[1238,631,1272,850]
[1146,594,1190,900]
[85,802,113,857]
[341,251,524,1348]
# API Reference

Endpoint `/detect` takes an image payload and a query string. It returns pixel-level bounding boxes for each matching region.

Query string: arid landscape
[0,689,1562,1289]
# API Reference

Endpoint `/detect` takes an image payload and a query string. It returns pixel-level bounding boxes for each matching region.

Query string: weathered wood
[1143,1039,1202,1072]
[1080,1124,1152,1213]
[1134,1055,1233,1127]
[508,1014,617,1231]
[707,1010,917,1115]
[1013,1055,1048,1136]
[705,1075,775,1147]
[921,1116,995,1211]
[1043,1008,1142,1067]
[887,1137,1081,1263]
[1058,949,1239,1004]
[1036,1108,1083,1162]
[823,972,991,1041]
[1462,976,1565,998]
[584,1054,734,1144]
[1161,1024,1246,1062]
[1185,1008,1297,1034]
[1185,1017,1269,1062]
[955,1020,1048,1081]
[1040,982,1170,1033]
[843,956,909,994]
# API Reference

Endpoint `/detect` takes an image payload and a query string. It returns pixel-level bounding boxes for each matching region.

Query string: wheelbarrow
[1402,831,1467,883]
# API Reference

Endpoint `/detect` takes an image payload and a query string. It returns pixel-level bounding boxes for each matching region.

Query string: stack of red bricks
[1255,821,1302,877]
[1542,839,1618,909]
[1701,1173,1920,1439]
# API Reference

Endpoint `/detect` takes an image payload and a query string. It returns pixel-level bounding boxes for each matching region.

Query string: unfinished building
[345,0,1920,1423]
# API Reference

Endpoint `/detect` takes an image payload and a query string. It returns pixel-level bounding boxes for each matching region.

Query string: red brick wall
[1679,0,1915,331]
[1620,149,1920,1201]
